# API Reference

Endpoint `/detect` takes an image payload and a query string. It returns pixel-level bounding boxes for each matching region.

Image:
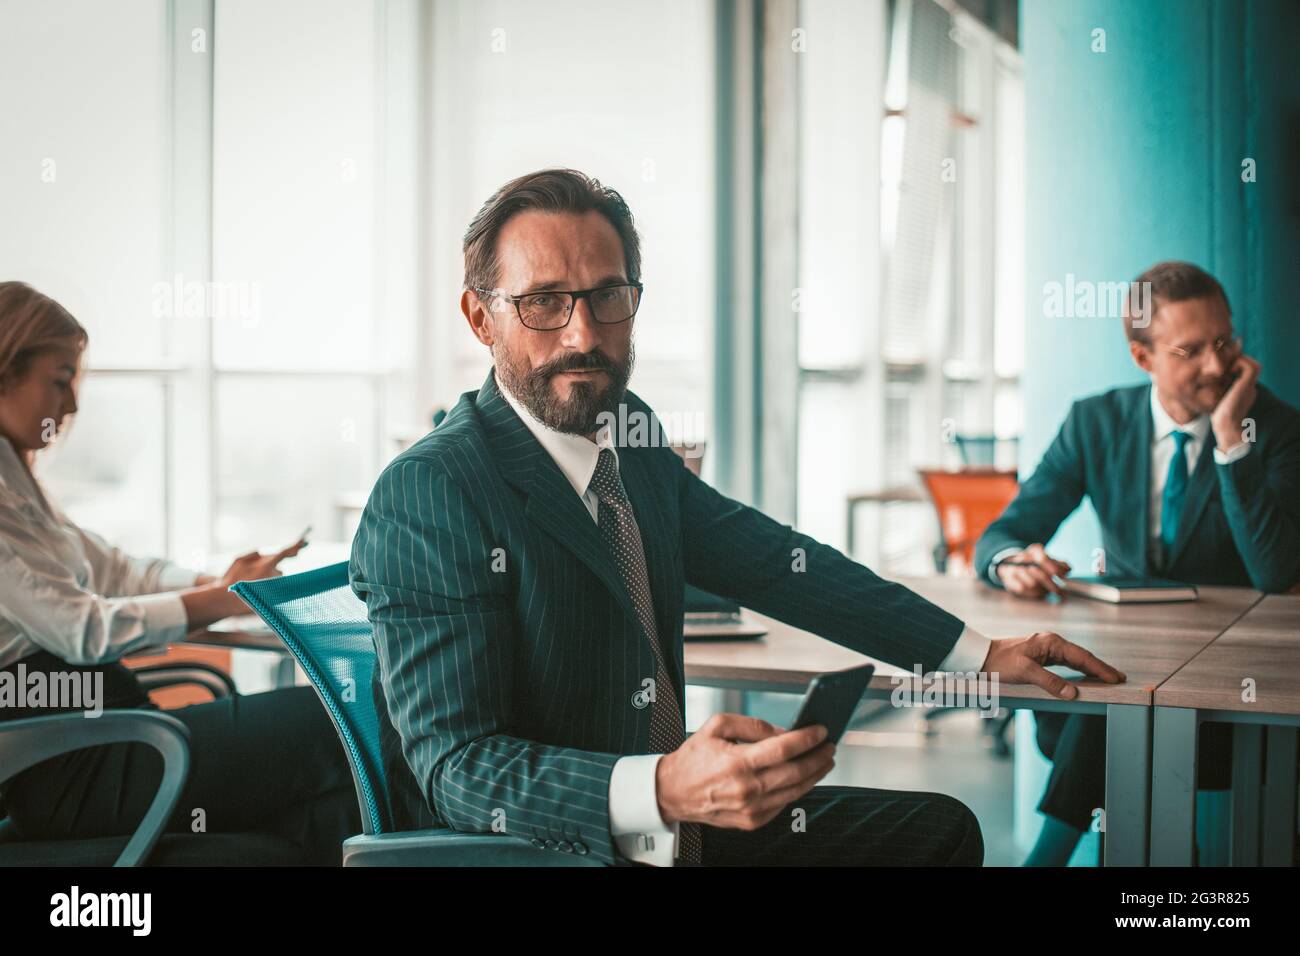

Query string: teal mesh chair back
[231,561,392,835]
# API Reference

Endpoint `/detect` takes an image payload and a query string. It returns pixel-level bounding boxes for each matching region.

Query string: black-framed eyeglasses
[473,281,644,331]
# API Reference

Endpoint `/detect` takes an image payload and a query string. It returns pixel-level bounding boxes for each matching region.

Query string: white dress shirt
[987,384,1251,582]
[496,377,992,865]
[0,436,199,668]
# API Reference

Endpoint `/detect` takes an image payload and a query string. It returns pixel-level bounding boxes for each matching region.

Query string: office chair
[132,661,237,699]
[918,468,1020,575]
[917,469,1020,754]
[231,561,601,866]
[0,664,302,866]
[953,434,1019,470]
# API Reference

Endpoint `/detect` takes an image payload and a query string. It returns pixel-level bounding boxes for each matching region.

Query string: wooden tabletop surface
[684,576,1263,706]
[1153,594,1300,715]
[182,617,285,652]
[182,576,1273,710]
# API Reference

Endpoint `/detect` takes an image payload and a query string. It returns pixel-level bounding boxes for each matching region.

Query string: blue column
[1021,0,1300,569]
[1012,0,1300,863]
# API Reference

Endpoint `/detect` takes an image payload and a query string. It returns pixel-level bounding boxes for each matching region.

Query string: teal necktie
[1160,430,1193,555]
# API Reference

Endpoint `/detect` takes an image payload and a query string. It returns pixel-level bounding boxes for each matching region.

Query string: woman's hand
[180,536,309,629]
[218,537,308,589]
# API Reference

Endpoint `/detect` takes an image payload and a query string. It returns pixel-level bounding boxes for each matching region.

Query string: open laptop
[683,584,767,642]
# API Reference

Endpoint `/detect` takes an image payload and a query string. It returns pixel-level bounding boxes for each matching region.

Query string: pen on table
[996,559,1070,583]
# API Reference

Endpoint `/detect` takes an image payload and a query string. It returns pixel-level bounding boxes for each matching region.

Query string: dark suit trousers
[700,785,983,865]
[1034,712,1233,831]
[2,652,359,865]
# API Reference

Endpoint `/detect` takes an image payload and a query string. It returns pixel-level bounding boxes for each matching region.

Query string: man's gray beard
[493,342,634,435]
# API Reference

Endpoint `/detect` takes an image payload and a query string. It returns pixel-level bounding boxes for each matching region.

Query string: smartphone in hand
[790,663,877,743]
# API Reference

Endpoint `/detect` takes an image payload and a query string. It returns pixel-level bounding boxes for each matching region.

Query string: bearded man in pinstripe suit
[349,168,1124,867]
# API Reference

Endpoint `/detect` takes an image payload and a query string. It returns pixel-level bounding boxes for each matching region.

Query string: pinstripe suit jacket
[349,368,966,865]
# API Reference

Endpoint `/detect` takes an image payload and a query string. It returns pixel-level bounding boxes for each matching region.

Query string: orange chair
[918,468,1020,574]
[916,467,1022,753]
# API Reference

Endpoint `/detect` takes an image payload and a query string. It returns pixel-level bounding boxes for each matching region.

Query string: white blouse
[0,437,199,668]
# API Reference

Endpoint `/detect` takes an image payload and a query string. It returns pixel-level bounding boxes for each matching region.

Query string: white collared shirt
[987,383,1252,582]
[496,373,991,866]
[0,436,198,668]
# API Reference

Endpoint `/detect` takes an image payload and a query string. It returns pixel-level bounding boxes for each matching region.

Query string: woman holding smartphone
[0,281,358,864]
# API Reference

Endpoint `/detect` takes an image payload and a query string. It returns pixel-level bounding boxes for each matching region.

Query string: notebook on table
[1064,575,1199,603]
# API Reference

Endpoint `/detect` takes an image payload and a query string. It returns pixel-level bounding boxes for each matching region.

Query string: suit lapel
[1120,385,1153,575]
[475,369,645,636]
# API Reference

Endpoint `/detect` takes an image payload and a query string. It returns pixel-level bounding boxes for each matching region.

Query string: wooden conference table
[182,575,1275,867]
[1150,594,1300,866]
[682,575,1264,867]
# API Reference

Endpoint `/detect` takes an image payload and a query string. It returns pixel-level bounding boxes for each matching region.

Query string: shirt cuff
[936,625,993,674]
[135,591,193,646]
[157,564,203,591]
[608,753,678,866]
[1213,441,1252,465]
[987,546,1023,587]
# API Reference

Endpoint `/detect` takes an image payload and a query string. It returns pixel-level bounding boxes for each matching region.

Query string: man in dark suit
[349,167,1123,867]
[975,260,1300,865]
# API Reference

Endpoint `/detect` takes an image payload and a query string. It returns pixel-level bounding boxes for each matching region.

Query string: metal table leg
[1262,726,1298,867]
[720,688,747,716]
[1104,703,1152,866]
[274,652,298,689]
[1230,724,1263,866]
[1151,706,1199,866]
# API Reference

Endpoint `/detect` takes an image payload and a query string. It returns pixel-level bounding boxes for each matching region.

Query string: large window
[796,0,1024,573]
[5,0,1011,578]
[0,0,172,555]
[2,0,420,567]
[210,0,419,553]
[2,0,717,569]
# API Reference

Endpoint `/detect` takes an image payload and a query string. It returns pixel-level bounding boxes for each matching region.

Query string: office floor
[688,689,1024,867]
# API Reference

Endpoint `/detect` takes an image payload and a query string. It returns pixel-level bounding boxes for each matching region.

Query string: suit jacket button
[531,838,546,849]
[573,842,589,855]
[558,841,573,853]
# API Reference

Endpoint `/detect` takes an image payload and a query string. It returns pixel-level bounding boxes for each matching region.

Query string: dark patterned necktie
[588,447,704,865]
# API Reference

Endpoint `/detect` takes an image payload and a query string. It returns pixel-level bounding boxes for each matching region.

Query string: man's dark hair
[462,168,642,292]
[1124,260,1231,344]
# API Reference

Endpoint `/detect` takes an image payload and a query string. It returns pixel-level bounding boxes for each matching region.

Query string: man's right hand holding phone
[994,542,1072,599]
[655,714,834,830]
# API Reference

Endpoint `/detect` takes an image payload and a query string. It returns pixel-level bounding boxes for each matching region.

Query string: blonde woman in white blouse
[0,281,358,864]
